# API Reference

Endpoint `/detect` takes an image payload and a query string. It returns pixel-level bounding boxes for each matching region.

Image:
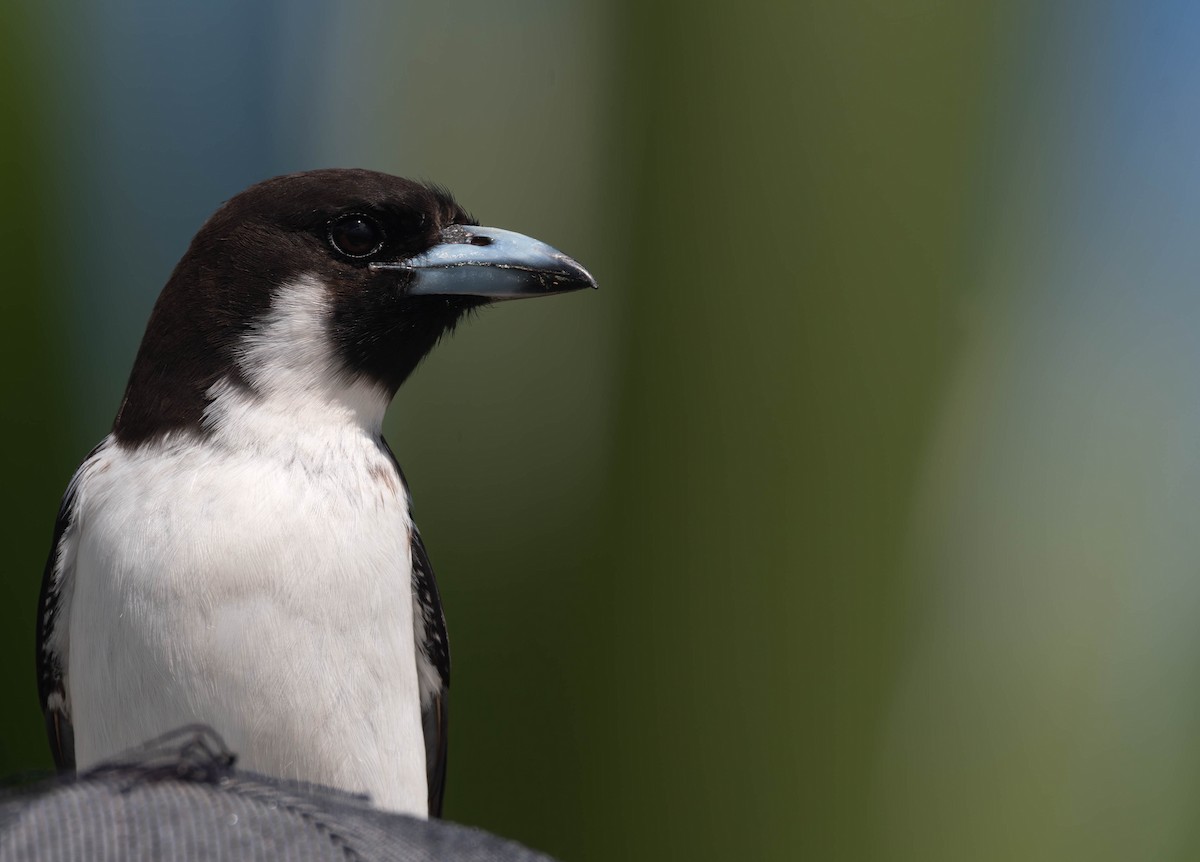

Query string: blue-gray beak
[370,224,598,299]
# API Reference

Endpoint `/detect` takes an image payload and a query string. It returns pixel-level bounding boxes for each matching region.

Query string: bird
[35,168,596,818]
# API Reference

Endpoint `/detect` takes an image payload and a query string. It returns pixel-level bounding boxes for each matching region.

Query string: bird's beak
[370,224,598,299]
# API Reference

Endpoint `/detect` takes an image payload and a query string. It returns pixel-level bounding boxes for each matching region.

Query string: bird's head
[112,169,596,446]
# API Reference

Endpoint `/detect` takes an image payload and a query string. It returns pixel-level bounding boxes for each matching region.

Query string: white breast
[64,275,429,816]
[66,427,426,814]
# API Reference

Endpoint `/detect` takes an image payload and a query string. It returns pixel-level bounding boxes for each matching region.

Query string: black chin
[330,293,487,394]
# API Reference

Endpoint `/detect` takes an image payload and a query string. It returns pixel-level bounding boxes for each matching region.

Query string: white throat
[203,274,391,454]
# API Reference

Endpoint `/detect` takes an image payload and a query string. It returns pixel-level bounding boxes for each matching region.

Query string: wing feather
[381,437,451,817]
[36,446,105,771]
[411,520,450,818]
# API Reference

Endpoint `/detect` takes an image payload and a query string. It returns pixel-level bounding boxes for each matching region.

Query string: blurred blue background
[4,1,1200,859]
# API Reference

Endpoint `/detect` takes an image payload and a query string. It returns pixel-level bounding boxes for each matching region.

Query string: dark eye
[328,214,386,258]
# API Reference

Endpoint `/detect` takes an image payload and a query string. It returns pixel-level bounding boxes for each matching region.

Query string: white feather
[65,276,429,816]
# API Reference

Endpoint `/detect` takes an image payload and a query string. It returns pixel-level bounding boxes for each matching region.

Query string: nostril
[468,234,493,246]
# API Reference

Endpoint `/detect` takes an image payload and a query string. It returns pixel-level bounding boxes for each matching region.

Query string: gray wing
[36,452,95,772]
[380,437,451,818]
[411,527,450,818]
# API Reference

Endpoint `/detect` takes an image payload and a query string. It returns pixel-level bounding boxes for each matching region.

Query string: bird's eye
[328,214,386,259]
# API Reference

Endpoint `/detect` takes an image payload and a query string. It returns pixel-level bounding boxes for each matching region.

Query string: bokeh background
[3,1,1200,859]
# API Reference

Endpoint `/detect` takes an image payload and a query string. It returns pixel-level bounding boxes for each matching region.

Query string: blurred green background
[5,1,1200,859]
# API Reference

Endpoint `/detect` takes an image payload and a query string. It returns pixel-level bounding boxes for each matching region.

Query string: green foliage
[0,4,73,776]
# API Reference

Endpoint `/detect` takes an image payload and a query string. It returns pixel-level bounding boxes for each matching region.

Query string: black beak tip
[553,256,599,293]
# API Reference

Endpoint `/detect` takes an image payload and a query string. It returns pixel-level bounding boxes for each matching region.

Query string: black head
[111,169,595,446]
